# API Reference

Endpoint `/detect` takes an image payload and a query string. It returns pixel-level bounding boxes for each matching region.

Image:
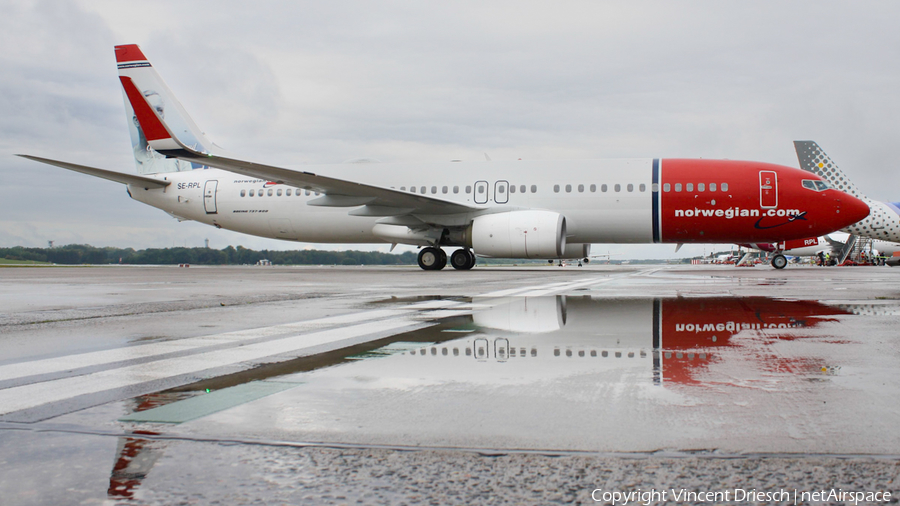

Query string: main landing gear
[770,254,788,270]
[449,248,476,270]
[417,247,476,270]
[417,247,446,270]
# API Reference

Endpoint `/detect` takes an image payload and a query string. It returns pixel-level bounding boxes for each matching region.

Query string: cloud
[1,1,899,258]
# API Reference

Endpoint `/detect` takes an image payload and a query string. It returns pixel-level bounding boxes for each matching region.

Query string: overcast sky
[2,0,899,259]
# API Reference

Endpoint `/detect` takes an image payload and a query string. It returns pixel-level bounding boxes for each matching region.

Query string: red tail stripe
[119,76,171,142]
[115,44,148,63]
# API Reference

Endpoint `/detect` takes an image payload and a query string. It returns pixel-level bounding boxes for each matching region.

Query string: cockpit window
[802,179,831,191]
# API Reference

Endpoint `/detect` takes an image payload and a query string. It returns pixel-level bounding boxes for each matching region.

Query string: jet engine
[471,210,566,259]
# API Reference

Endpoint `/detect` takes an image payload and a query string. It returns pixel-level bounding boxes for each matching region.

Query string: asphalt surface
[1,264,899,505]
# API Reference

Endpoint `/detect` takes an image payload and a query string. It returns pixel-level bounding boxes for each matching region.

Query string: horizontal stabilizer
[17,155,170,189]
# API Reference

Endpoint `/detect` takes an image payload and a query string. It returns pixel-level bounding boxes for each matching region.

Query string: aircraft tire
[449,249,476,270]
[418,247,445,270]
[771,254,788,269]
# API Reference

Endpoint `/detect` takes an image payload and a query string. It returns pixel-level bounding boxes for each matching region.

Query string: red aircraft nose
[838,193,871,228]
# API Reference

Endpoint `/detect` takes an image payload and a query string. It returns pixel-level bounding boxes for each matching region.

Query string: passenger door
[759,171,777,209]
[203,180,218,214]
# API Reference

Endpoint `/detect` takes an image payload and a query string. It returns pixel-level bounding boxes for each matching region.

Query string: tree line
[0,244,418,266]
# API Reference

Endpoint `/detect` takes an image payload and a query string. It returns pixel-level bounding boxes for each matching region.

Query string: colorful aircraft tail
[793,141,866,199]
[115,44,214,175]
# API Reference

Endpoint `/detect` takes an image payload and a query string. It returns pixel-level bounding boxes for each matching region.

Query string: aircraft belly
[564,207,651,243]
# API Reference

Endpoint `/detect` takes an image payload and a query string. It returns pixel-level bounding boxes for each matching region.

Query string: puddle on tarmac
[101,294,900,499]
[131,294,900,404]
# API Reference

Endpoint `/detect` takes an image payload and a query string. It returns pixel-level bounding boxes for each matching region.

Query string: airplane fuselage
[130,157,866,247]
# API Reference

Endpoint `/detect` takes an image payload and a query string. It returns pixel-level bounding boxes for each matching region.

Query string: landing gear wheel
[417,247,446,270]
[771,254,788,270]
[450,249,476,270]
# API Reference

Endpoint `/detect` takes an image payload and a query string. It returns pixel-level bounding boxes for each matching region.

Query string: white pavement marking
[0,309,412,383]
[0,317,421,415]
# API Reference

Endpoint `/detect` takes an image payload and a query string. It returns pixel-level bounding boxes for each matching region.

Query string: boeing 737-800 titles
[19,45,870,270]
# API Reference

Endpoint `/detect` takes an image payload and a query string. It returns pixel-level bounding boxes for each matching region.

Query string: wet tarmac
[1,264,899,504]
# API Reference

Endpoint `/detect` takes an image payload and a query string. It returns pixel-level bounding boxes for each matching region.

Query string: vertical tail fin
[115,44,213,174]
[793,140,866,199]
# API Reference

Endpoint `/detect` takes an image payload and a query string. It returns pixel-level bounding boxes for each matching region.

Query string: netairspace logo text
[591,488,892,505]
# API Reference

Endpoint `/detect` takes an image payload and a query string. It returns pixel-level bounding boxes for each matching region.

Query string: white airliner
[18,45,870,270]
[795,141,900,244]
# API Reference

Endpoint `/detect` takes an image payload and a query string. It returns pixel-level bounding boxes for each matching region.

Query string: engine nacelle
[561,243,590,260]
[472,210,566,259]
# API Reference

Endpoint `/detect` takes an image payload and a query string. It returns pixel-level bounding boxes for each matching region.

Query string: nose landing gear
[770,254,788,269]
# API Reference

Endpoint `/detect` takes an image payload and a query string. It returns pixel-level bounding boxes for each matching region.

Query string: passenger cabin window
[675,183,682,192]
[697,183,704,192]
[601,184,608,192]
[431,186,437,194]
[466,186,472,193]
[400,186,406,191]
[721,183,728,191]
[627,184,633,192]
[477,186,485,194]
[663,183,670,192]
[520,185,526,193]
[277,189,283,196]
[614,184,621,192]
[530,185,537,193]
[286,189,292,196]
[509,185,516,193]
[578,184,584,192]
[442,186,448,194]
[685,183,693,192]
[410,187,416,193]
[240,190,246,197]
[554,184,560,193]
[639,183,646,192]
[709,183,716,192]
[305,190,311,195]
[420,186,426,194]
[565,184,572,193]
[453,186,459,194]
[590,184,596,192]
[268,189,273,196]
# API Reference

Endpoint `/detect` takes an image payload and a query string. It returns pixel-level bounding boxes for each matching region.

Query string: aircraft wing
[167,150,474,216]
[119,74,475,216]
[17,155,170,189]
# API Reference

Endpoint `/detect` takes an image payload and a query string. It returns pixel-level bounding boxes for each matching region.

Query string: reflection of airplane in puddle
[395,296,859,386]
[107,394,175,500]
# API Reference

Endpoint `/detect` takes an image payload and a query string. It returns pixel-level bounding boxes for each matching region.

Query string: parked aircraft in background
[795,141,900,243]
[17,45,870,270]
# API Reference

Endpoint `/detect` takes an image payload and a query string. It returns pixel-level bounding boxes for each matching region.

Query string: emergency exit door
[759,171,777,209]
[204,180,218,214]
